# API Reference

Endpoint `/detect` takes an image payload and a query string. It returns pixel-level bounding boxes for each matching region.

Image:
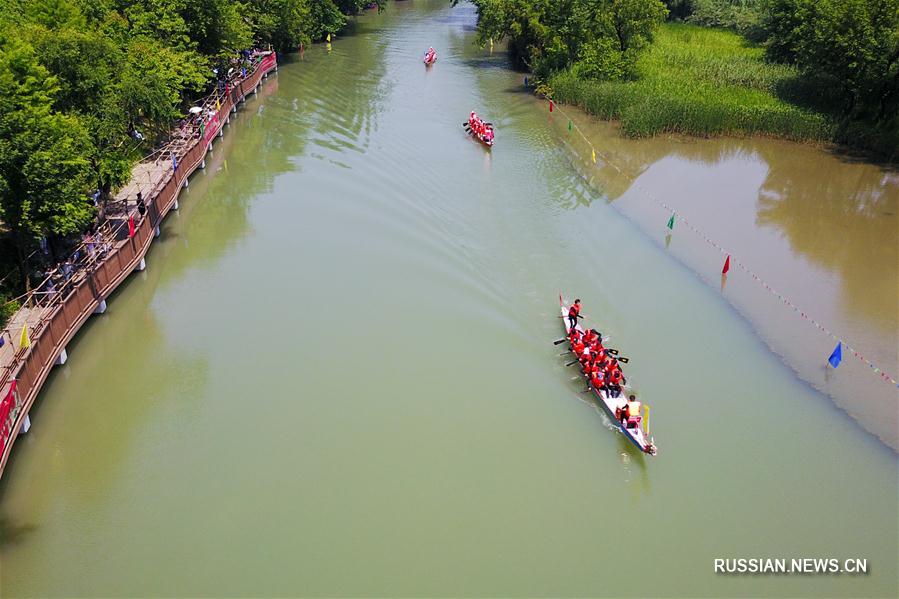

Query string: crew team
[468,111,495,144]
[567,299,643,430]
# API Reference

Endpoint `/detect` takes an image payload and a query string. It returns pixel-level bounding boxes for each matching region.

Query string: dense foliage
[0,0,379,299]
[463,0,669,79]
[474,0,898,159]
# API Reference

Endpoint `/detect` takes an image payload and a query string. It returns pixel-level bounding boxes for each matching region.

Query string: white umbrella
[188,106,203,114]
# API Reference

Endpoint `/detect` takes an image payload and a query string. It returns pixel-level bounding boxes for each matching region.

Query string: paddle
[552,338,568,345]
[559,351,572,356]
[565,358,581,367]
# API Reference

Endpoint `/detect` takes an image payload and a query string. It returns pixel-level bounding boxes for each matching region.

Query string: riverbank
[548,23,898,161]
[0,3,895,596]
[0,53,278,481]
[541,97,898,451]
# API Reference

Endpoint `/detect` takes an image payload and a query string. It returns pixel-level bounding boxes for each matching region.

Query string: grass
[549,23,835,142]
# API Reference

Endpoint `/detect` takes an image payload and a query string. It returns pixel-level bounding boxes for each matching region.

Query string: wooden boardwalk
[0,52,278,479]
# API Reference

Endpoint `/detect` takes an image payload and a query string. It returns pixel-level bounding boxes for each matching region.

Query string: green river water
[1,2,896,597]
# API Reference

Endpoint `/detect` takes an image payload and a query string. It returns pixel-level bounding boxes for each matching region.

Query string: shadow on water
[0,515,35,548]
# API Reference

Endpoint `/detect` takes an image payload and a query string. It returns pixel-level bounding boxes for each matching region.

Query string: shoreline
[539,97,899,452]
[0,54,279,481]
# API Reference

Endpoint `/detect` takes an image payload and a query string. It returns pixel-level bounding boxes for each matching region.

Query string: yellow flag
[591,148,597,164]
[19,325,30,349]
[216,98,221,111]
[326,33,331,43]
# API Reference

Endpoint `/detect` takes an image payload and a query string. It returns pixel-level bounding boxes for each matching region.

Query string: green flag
[667,214,675,230]
[568,120,572,132]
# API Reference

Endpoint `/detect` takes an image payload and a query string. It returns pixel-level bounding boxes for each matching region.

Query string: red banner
[0,381,18,455]
[259,53,277,74]
[203,113,221,146]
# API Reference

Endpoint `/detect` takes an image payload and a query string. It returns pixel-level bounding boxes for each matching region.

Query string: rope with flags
[543,95,898,389]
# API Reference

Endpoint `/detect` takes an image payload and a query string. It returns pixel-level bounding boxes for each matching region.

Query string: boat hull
[559,295,656,455]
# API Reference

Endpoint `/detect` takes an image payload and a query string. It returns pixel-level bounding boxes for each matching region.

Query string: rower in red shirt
[572,336,586,356]
[608,367,625,398]
[586,357,602,378]
[590,369,606,390]
[583,328,600,346]
[579,343,593,366]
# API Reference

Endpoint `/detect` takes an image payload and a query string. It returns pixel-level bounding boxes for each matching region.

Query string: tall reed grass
[549,24,834,142]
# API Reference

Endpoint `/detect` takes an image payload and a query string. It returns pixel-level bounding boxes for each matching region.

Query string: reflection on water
[757,154,898,330]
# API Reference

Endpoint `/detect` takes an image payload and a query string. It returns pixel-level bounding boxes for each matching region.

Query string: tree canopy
[0,0,380,296]
[464,0,669,79]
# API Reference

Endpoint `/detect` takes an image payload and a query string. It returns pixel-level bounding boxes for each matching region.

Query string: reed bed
[550,24,834,142]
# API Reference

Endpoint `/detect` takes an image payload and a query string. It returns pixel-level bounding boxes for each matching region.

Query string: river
[1,2,896,597]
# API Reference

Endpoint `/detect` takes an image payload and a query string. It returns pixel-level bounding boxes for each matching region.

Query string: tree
[763,0,899,121]
[0,37,94,286]
[249,0,313,51]
[306,0,347,41]
[182,0,254,57]
[465,0,667,79]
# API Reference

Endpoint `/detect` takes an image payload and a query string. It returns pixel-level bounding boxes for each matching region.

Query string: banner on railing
[259,52,277,74]
[203,113,221,146]
[0,381,19,456]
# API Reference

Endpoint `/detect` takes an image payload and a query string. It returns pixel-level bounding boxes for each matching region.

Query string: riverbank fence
[0,52,279,480]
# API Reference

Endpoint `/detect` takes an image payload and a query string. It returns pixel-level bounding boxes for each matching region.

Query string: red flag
[549,100,554,113]
[722,255,730,274]
[128,215,135,238]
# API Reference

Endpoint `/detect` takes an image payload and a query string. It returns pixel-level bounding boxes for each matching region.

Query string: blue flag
[828,342,842,368]
[172,155,178,171]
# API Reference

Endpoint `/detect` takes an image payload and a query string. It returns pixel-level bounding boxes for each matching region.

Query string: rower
[568,299,582,330]
[590,369,605,390]
[583,328,598,345]
[608,368,624,398]
[572,336,586,356]
[579,344,592,366]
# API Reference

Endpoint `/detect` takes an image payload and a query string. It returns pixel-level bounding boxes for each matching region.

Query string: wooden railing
[0,52,279,480]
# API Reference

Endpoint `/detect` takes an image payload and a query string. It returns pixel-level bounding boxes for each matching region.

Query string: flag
[591,148,596,164]
[19,325,29,349]
[216,98,221,111]
[722,255,730,274]
[172,155,178,171]
[326,33,331,43]
[667,214,675,230]
[524,76,529,87]
[828,342,842,368]
[128,215,135,238]
[549,100,554,112]
[568,120,572,132]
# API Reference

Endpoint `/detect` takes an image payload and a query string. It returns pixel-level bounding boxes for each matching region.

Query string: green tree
[182,0,254,57]
[307,0,347,41]
[249,0,313,50]
[465,0,667,78]
[763,0,899,121]
[0,36,94,285]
